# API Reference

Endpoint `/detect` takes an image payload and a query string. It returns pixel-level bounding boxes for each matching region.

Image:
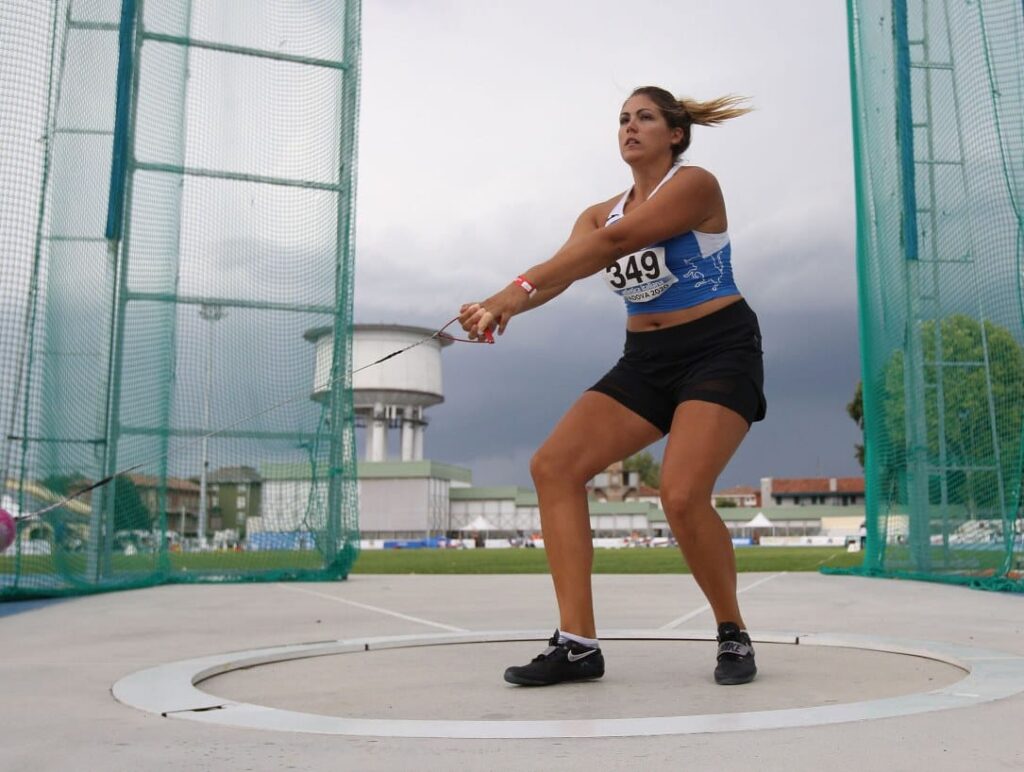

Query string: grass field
[349,546,864,574]
[0,546,864,576]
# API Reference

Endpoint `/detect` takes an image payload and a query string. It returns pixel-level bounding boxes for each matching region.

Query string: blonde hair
[630,87,752,159]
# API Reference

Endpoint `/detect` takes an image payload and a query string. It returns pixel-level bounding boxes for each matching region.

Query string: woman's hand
[459,283,530,340]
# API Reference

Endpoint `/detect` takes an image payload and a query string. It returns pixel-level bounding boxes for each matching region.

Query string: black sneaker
[503,630,605,686]
[714,622,757,685]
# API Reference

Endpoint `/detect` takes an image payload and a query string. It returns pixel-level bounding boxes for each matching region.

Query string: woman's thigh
[532,391,664,484]
[660,400,749,509]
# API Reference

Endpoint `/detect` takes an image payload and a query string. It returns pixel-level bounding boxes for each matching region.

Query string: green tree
[41,472,87,497]
[846,381,865,468]
[624,451,661,488]
[854,314,1024,517]
[113,477,151,532]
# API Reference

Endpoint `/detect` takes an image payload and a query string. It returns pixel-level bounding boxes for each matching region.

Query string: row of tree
[846,314,1024,516]
[41,474,152,532]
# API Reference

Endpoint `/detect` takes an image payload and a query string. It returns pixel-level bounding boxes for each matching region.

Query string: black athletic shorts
[587,298,767,434]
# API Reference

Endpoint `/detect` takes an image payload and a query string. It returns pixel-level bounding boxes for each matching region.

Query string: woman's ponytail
[630,86,752,159]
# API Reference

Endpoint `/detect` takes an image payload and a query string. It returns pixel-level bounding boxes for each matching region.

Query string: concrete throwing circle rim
[112,629,1024,738]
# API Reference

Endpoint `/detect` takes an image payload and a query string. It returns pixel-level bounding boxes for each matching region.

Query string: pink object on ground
[0,508,15,552]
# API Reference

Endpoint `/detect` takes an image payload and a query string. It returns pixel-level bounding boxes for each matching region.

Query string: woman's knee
[530,443,587,488]
[660,482,711,523]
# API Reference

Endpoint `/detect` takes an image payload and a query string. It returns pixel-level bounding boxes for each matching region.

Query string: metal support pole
[197,304,225,549]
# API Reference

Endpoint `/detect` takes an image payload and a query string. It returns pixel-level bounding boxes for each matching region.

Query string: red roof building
[760,476,865,507]
[587,460,661,503]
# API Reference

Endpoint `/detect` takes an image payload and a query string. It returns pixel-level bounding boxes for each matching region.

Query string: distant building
[204,466,262,537]
[760,476,865,507]
[127,474,201,534]
[256,459,662,541]
[259,460,472,539]
[648,504,867,541]
[588,460,657,502]
[714,485,761,508]
[632,485,662,505]
[450,485,660,538]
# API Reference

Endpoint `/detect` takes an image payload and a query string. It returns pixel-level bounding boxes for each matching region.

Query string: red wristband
[513,275,537,298]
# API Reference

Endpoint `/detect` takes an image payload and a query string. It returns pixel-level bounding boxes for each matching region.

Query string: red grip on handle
[483,328,494,344]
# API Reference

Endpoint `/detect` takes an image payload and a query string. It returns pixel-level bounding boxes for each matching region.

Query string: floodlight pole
[198,304,225,549]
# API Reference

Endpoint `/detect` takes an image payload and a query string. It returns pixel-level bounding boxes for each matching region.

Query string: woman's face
[618,94,684,164]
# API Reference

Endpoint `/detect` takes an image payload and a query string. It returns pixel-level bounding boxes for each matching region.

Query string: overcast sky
[0,0,863,492]
[352,0,864,489]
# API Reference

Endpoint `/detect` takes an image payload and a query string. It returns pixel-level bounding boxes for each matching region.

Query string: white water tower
[305,324,452,461]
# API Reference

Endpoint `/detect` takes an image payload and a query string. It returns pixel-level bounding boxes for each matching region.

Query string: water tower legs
[401,406,415,461]
[366,402,387,462]
[413,407,425,461]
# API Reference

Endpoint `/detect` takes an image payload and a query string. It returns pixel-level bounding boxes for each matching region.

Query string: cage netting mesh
[1,0,361,599]
[827,0,1024,591]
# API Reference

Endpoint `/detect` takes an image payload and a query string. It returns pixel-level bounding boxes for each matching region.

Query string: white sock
[558,630,600,649]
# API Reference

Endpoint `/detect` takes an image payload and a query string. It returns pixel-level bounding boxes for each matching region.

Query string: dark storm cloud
[1,0,864,495]
[348,0,861,488]
[354,164,866,490]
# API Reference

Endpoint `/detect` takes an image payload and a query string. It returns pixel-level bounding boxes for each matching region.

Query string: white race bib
[603,247,678,303]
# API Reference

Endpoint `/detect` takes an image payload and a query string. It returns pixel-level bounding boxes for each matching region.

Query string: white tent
[1,494,21,518]
[460,515,495,532]
[745,512,774,528]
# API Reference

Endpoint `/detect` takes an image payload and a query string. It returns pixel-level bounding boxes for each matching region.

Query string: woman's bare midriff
[626,294,743,332]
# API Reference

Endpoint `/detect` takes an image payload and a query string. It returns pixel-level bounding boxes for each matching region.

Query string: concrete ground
[2,570,1023,771]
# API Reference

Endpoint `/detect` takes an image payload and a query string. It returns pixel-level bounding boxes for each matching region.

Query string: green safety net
[830,0,1024,591]
[1,0,361,599]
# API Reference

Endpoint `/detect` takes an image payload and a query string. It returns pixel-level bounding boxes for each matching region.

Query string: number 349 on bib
[603,247,670,291]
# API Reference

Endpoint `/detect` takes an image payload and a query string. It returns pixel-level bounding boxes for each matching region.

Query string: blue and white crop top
[602,164,740,315]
